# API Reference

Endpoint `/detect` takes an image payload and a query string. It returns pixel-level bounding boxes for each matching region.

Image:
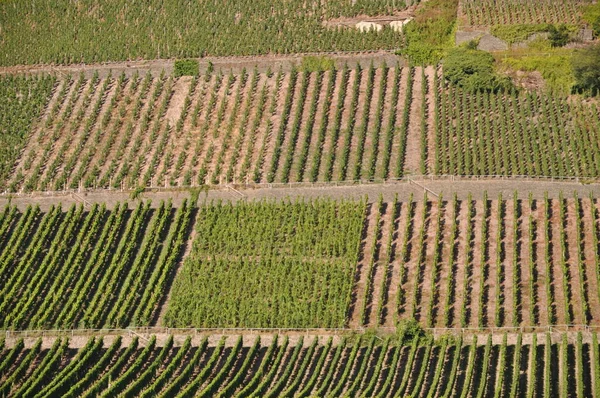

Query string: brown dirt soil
[549,199,568,325]
[451,200,470,328]
[419,199,445,327]
[382,201,410,328]
[564,198,587,325]
[531,200,550,326]
[486,199,500,328]
[374,67,397,179]
[583,198,600,326]
[302,70,333,183]
[403,67,423,175]
[366,201,394,327]
[345,67,374,181]
[467,200,484,328]
[315,70,345,181]
[349,203,379,328]
[424,66,437,174]
[519,201,533,327]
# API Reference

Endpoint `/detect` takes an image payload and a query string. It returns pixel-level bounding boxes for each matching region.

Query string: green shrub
[492,23,577,45]
[300,56,335,72]
[572,43,600,94]
[174,59,199,77]
[501,51,574,94]
[444,47,511,92]
[399,0,458,65]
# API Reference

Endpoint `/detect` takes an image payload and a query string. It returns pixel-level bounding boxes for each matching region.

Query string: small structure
[356,21,383,32]
[389,18,413,32]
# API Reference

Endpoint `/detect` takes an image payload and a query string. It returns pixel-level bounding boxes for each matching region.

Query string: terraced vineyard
[0,200,193,330]
[1,333,599,397]
[435,85,600,177]
[350,194,600,330]
[164,199,365,328]
[3,65,600,194]
[459,0,594,26]
[4,194,600,332]
[0,0,412,66]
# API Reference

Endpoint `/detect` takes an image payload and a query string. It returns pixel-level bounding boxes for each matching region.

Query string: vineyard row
[1,332,599,397]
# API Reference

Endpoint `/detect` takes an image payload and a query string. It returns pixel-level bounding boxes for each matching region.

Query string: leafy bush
[572,43,600,94]
[492,23,577,45]
[300,56,335,72]
[444,47,511,92]
[174,59,199,77]
[400,0,458,65]
[491,24,550,44]
[548,24,572,47]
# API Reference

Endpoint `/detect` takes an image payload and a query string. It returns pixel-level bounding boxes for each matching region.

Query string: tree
[443,47,511,92]
[548,24,571,47]
[572,43,600,94]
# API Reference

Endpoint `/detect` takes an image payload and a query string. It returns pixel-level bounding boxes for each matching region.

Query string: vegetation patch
[300,56,335,72]
[164,199,366,328]
[0,75,55,188]
[174,59,200,77]
[400,0,459,65]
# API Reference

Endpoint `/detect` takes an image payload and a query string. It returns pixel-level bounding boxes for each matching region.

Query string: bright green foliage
[0,200,193,330]
[572,43,600,93]
[583,2,600,36]
[444,47,511,92]
[401,0,459,65]
[499,48,575,94]
[0,75,55,187]
[300,56,335,72]
[174,59,200,77]
[164,198,366,328]
[0,0,408,66]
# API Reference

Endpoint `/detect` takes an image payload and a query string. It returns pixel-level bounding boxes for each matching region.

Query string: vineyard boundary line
[4,324,600,340]
[2,174,599,198]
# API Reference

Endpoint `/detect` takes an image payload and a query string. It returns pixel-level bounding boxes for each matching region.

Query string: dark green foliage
[443,47,511,92]
[548,24,572,47]
[174,59,200,77]
[572,43,600,93]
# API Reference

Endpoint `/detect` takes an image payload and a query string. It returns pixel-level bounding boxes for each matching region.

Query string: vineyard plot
[0,333,597,397]
[4,66,426,193]
[164,198,366,328]
[0,200,193,330]
[0,75,56,189]
[435,84,600,177]
[0,0,410,66]
[350,195,600,330]
[459,0,593,27]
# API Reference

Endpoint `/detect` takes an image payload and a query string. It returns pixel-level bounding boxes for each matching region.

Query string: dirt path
[349,203,379,328]
[367,201,395,327]
[0,51,404,79]
[6,180,600,211]
[585,198,600,326]
[403,67,422,175]
[382,201,410,328]
[503,198,517,327]
[424,66,437,174]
